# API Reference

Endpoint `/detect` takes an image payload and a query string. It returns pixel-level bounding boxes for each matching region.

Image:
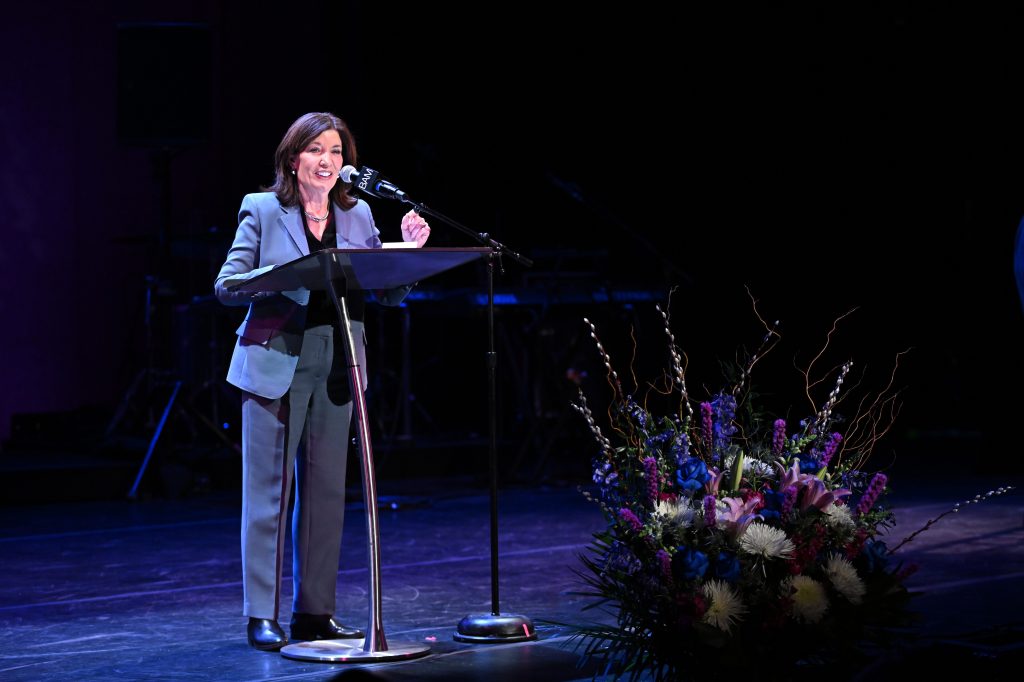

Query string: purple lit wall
[1,5,161,443]
[0,2,346,444]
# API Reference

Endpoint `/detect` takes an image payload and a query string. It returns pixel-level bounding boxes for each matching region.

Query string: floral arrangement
[565,300,1010,680]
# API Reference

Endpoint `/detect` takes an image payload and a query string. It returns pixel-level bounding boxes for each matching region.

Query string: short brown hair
[264,112,359,209]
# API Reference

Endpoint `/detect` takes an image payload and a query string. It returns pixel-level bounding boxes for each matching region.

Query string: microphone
[339,165,407,200]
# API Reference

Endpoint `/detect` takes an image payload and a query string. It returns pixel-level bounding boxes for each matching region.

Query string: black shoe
[247,617,288,651]
[290,613,364,640]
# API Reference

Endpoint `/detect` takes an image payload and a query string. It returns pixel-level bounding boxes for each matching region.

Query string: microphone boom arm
[341,164,531,268]
[399,197,533,269]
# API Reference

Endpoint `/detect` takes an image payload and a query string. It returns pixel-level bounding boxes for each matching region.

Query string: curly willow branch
[888,485,1016,554]
[583,317,623,399]
[656,297,692,420]
[807,359,852,438]
[801,307,858,414]
[571,387,613,458]
[733,287,781,398]
[833,349,909,470]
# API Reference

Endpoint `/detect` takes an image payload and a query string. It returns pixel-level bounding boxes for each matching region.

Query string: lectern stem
[323,254,388,653]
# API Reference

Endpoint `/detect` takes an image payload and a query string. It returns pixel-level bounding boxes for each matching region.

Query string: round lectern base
[454,613,537,643]
[280,638,431,663]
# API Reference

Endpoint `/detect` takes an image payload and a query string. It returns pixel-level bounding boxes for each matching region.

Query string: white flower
[742,457,773,476]
[655,498,695,528]
[701,580,746,633]
[737,523,795,560]
[825,554,866,604]
[821,502,855,531]
[784,575,829,623]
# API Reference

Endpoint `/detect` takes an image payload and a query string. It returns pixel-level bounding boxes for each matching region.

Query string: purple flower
[781,485,798,517]
[821,433,843,467]
[643,457,660,504]
[618,507,643,533]
[701,402,713,448]
[856,473,888,517]
[703,494,717,527]
[656,549,673,584]
[772,419,787,456]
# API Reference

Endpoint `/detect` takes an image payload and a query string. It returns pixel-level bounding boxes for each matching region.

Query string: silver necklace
[304,207,330,223]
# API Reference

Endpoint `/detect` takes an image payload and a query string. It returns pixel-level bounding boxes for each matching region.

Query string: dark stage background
[2,2,1023,498]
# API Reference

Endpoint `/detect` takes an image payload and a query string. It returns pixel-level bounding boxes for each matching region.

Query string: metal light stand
[106,274,186,501]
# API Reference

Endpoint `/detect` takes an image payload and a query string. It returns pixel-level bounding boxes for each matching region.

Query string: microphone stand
[393,192,537,643]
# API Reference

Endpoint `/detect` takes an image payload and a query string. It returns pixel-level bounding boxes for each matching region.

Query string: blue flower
[623,398,649,431]
[711,393,738,450]
[592,461,612,485]
[758,488,786,521]
[670,431,691,463]
[672,547,709,581]
[714,551,741,582]
[644,429,673,453]
[860,539,891,573]
[762,488,786,511]
[797,458,821,474]
[676,457,712,495]
[841,469,869,492]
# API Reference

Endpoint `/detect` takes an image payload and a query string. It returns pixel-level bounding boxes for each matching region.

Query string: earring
[291,169,296,175]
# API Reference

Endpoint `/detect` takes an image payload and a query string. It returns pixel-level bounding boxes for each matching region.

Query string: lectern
[226,246,488,662]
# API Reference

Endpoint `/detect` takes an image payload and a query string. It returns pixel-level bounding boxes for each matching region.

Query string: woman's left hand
[401,210,431,248]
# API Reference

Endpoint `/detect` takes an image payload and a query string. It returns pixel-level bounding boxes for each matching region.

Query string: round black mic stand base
[454,613,537,643]
[280,639,430,663]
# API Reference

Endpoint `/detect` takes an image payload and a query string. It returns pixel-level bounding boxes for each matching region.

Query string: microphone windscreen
[339,165,359,183]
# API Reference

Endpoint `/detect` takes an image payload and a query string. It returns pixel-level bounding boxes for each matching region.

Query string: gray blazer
[214,192,404,399]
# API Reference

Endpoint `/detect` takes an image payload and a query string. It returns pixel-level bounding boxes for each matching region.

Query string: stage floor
[0,475,1021,681]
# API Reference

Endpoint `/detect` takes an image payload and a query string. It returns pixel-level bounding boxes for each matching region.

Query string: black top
[302,210,365,327]
[301,209,364,404]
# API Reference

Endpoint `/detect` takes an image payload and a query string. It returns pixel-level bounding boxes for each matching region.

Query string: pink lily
[775,460,851,512]
[798,476,852,512]
[704,468,726,496]
[717,495,762,535]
